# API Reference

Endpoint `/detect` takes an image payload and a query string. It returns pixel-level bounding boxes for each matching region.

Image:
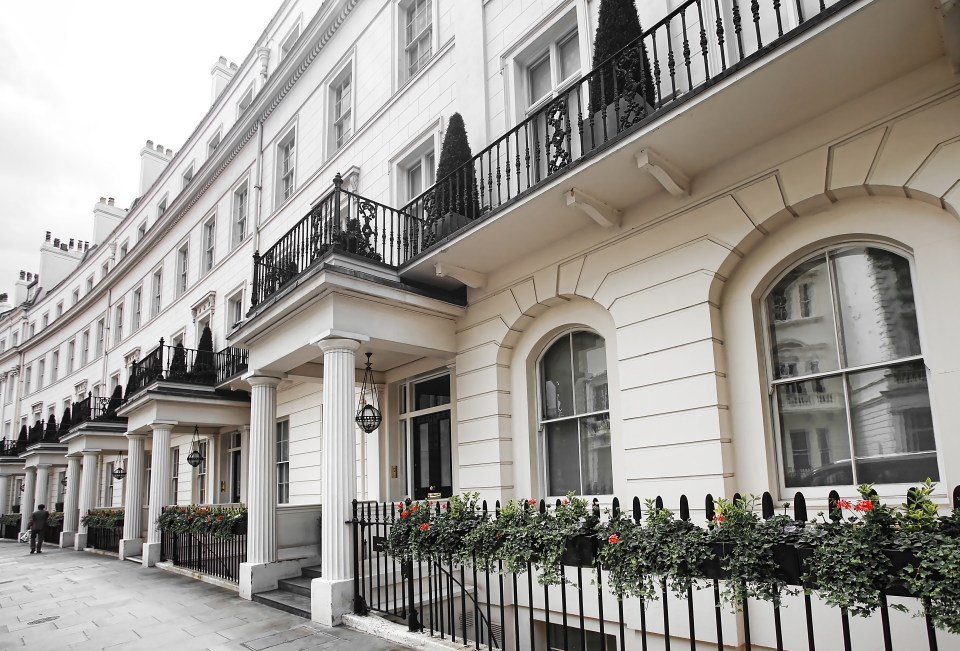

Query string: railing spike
[954,486,960,510]
[828,490,841,522]
[705,494,715,522]
[539,499,546,514]
[655,496,664,510]
[733,492,742,505]
[632,496,642,522]
[793,492,807,522]
[611,497,620,517]
[679,495,690,521]
[761,492,775,519]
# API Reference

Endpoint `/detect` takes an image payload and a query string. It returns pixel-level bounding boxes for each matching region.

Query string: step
[277,575,313,597]
[124,555,142,564]
[252,589,312,618]
[301,565,322,579]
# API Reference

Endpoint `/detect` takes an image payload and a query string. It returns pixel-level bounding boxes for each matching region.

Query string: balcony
[69,393,126,432]
[0,438,24,458]
[126,339,249,400]
[249,0,928,307]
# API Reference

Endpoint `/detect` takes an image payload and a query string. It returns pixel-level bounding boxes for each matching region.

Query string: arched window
[539,331,612,496]
[764,245,938,488]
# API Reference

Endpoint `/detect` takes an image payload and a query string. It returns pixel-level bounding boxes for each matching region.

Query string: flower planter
[561,533,598,567]
[772,543,804,586]
[231,519,247,535]
[883,549,919,598]
[698,542,733,580]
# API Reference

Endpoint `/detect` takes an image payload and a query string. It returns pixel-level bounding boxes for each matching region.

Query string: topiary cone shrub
[168,342,188,381]
[104,384,123,418]
[191,325,216,384]
[59,408,72,434]
[588,0,656,121]
[430,113,481,237]
[44,413,58,441]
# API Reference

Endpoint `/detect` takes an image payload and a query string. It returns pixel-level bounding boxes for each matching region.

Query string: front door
[412,411,452,500]
[230,449,241,503]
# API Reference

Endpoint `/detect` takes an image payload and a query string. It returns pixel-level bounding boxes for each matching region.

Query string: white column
[120,433,146,559]
[313,338,360,626]
[0,475,9,515]
[239,425,250,504]
[143,421,175,566]
[20,467,36,533]
[247,376,282,565]
[60,454,81,548]
[34,464,50,512]
[75,450,100,549]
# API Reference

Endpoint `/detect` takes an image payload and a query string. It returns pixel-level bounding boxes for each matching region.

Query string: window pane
[776,375,851,487]
[558,32,580,81]
[541,335,573,419]
[848,361,939,484]
[571,331,607,414]
[414,375,450,410]
[767,255,840,377]
[832,247,921,368]
[546,419,580,495]
[579,414,612,495]
[529,55,551,105]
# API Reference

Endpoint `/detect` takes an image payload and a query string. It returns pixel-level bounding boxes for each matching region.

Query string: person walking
[27,504,49,554]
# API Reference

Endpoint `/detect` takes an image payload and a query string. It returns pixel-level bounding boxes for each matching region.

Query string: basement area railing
[354,484,960,651]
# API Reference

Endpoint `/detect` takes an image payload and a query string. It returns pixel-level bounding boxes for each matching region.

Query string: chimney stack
[92,196,124,246]
[210,55,237,105]
[139,139,172,196]
[13,271,28,305]
[41,231,84,290]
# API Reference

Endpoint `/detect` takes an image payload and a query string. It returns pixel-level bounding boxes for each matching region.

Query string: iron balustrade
[43,520,63,545]
[160,529,247,583]
[87,525,122,553]
[353,486,960,651]
[0,439,23,457]
[71,393,124,430]
[126,339,221,399]
[249,0,851,308]
[0,523,18,540]
[215,346,249,385]
[251,174,420,306]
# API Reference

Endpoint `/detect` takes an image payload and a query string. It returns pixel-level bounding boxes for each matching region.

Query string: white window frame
[151,268,163,317]
[329,60,354,154]
[237,82,254,119]
[276,420,290,504]
[119,240,129,260]
[202,214,216,274]
[114,301,124,346]
[56,301,63,318]
[194,441,208,504]
[72,289,79,306]
[536,329,613,499]
[131,287,143,332]
[37,359,44,390]
[390,119,443,206]
[182,162,195,190]
[137,222,147,242]
[275,125,297,208]
[226,289,244,331]
[80,330,90,366]
[157,196,168,218]
[207,128,222,158]
[398,0,436,83]
[232,180,249,248]
[51,351,59,383]
[280,20,302,61]
[67,340,75,374]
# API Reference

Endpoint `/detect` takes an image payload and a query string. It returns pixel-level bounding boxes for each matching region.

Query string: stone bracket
[565,189,622,228]
[635,148,690,197]
[435,263,486,288]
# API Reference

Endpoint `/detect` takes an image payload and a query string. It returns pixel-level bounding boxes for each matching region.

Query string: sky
[0,1,282,298]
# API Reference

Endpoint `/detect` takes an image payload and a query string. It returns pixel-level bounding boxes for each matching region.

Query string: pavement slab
[0,541,411,650]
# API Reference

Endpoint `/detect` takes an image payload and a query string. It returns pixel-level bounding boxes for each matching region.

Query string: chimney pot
[230,62,238,70]
[60,244,67,251]
[146,139,154,147]
[219,55,227,64]
[69,238,74,248]
[165,148,173,156]
[99,196,106,204]
[53,238,60,247]
[156,144,163,152]
[45,231,51,241]
[26,273,32,281]
[19,271,25,280]
[108,197,115,206]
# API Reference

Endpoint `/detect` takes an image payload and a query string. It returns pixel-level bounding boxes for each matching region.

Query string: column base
[142,541,162,567]
[59,531,76,549]
[238,560,302,600]
[311,577,353,626]
[74,532,87,551]
[120,538,143,560]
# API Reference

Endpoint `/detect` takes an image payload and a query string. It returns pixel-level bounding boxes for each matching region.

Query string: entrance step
[124,555,142,564]
[252,589,311,618]
[301,565,322,579]
[277,576,313,597]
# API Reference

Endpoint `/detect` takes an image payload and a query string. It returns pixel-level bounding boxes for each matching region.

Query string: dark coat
[29,509,49,532]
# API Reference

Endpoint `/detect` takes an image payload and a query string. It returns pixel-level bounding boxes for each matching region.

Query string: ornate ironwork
[187,425,204,468]
[355,353,381,434]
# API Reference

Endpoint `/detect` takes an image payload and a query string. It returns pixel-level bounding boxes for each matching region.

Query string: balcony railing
[70,393,125,430]
[249,0,851,308]
[0,439,24,458]
[252,176,419,306]
[215,346,249,385]
[126,339,224,399]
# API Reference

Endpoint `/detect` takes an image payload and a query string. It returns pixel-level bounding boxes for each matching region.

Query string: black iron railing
[71,393,124,429]
[251,175,419,306]
[160,529,247,583]
[87,525,122,553]
[0,523,18,540]
[0,439,23,457]
[126,339,222,398]
[43,520,63,544]
[248,0,850,308]
[354,485,960,651]
[215,346,249,385]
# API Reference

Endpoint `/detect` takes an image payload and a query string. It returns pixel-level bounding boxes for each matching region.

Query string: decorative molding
[434,263,487,288]
[191,291,217,324]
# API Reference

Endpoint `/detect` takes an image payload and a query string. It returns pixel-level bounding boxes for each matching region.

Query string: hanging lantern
[355,352,382,434]
[60,475,68,487]
[112,451,127,480]
[187,425,204,468]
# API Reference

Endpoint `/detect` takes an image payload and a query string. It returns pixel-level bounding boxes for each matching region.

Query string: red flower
[562,499,570,505]
[854,500,874,512]
[837,499,852,510]
[420,523,429,531]
[217,516,223,521]
[401,511,409,519]
[441,503,447,509]
[608,534,619,544]
[527,499,537,506]
[713,514,726,524]
[397,503,404,510]
[411,504,418,513]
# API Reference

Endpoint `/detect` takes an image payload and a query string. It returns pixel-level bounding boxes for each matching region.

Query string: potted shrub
[588,0,656,139]
[429,113,481,241]
[191,325,216,384]
[168,342,188,381]
[59,408,72,434]
[386,499,433,563]
[104,385,123,418]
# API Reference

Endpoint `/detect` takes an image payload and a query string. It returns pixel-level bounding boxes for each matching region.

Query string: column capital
[36,462,52,469]
[150,420,178,432]
[81,449,102,458]
[65,451,83,459]
[23,466,37,475]
[247,375,283,388]
[125,431,149,440]
[316,338,362,354]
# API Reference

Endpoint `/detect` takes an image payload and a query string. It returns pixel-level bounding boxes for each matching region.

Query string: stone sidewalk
[0,541,411,650]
